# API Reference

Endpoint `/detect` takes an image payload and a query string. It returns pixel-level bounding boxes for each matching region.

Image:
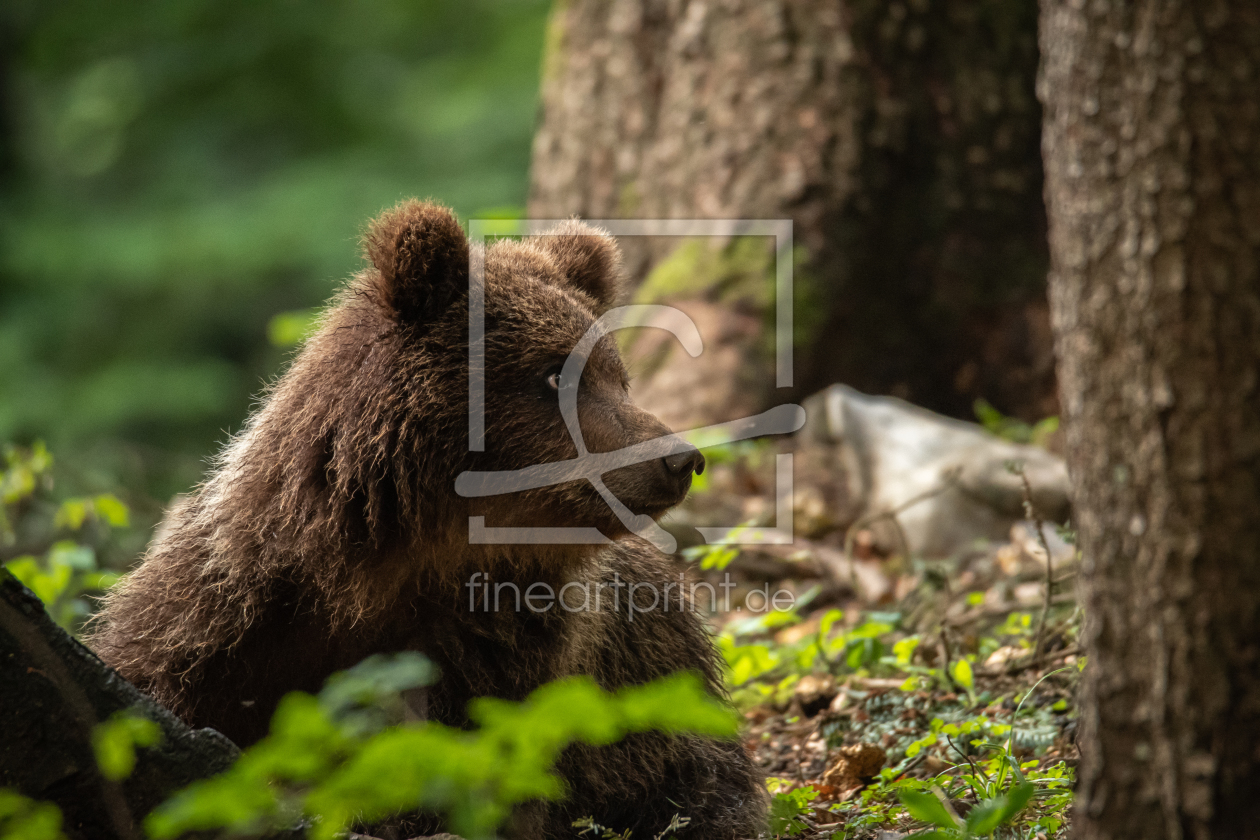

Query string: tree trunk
[530,0,1053,427]
[1039,2,1260,837]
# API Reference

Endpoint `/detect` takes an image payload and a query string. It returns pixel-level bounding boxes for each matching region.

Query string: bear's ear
[363,200,469,323]
[535,219,623,312]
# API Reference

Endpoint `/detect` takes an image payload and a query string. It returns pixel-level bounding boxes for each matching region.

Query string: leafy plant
[574,812,690,840]
[266,308,323,348]
[92,710,163,781]
[898,669,1075,838]
[1,443,128,632]
[682,541,741,571]
[766,780,818,837]
[147,664,739,840]
[0,790,64,840]
[898,783,1034,839]
[973,399,1059,449]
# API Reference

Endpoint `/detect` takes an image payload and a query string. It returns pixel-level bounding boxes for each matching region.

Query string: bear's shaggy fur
[89,201,766,839]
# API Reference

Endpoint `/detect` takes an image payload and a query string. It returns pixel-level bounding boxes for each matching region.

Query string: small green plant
[766,780,817,837]
[147,661,739,840]
[898,782,1034,839]
[0,790,64,840]
[1,443,128,632]
[266,307,322,347]
[899,669,1074,838]
[92,710,163,781]
[573,812,690,840]
[973,399,1058,448]
[682,541,741,571]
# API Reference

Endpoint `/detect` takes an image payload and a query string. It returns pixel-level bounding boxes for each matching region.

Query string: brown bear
[88,201,767,839]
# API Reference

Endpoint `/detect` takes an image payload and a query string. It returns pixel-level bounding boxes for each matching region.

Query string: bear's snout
[662,444,705,480]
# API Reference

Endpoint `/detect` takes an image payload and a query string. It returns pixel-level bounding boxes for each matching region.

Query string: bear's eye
[543,364,570,392]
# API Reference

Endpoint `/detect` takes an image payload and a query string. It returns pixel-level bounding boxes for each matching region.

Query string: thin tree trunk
[1040,2,1260,837]
[531,0,1053,426]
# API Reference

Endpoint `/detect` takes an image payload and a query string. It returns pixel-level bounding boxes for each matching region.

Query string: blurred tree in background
[0,0,549,524]
[531,0,1053,433]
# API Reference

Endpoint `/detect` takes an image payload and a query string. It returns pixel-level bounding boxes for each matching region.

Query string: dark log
[0,569,238,840]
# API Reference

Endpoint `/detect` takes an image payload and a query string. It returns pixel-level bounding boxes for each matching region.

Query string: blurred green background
[0,0,550,529]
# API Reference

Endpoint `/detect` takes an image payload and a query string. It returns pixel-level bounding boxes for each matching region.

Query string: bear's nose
[663,445,706,477]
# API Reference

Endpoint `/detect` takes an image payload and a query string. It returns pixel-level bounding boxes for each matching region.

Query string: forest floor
[691,519,1080,840]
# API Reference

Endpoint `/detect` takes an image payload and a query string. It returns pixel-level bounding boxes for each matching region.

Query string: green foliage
[680,435,773,496]
[2,0,551,500]
[718,610,913,708]
[92,710,163,781]
[0,790,64,840]
[147,665,739,840]
[573,812,691,840]
[1,443,127,631]
[635,238,776,309]
[897,782,1034,839]
[682,541,741,571]
[724,595,1078,837]
[887,670,1076,838]
[318,651,437,737]
[973,400,1059,448]
[266,308,323,349]
[766,780,817,837]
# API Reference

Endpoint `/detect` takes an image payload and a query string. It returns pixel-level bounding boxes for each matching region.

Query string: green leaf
[898,788,960,830]
[1037,815,1063,833]
[267,308,321,348]
[150,668,738,840]
[767,788,816,837]
[1030,416,1060,448]
[951,658,974,693]
[818,608,844,640]
[48,541,96,571]
[997,782,1035,823]
[93,494,130,527]
[319,651,436,734]
[80,571,121,591]
[53,499,89,530]
[0,789,65,840]
[93,711,162,781]
[962,797,1006,836]
[1,463,36,505]
[6,557,72,605]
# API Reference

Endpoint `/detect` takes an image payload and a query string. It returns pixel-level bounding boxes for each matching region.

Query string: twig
[1013,464,1056,662]
[978,645,1081,677]
[946,734,982,780]
[842,467,963,588]
[937,627,952,689]
[944,592,1076,628]
[891,750,929,779]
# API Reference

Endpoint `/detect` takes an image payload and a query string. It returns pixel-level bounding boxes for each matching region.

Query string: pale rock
[797,385,1071,558]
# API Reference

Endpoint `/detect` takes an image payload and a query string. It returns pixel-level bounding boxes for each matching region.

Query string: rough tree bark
[1040,2,1260,838]
[0,570,243,840]
[530,0,1054,427]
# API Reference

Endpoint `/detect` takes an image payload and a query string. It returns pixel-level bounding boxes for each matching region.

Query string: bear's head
[341,200,702,555]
